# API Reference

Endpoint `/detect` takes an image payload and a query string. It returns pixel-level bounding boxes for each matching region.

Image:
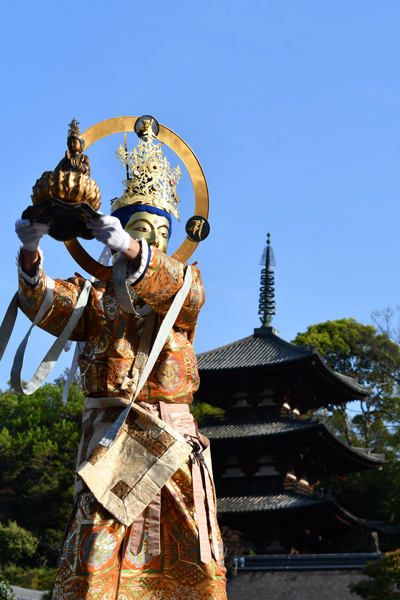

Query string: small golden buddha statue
[31,118,101,211]
[54,118,91,177]
[24,118,101,241]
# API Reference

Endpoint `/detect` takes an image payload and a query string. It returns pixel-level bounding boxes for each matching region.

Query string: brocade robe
[18,241,204,403]
[18,241,227,600]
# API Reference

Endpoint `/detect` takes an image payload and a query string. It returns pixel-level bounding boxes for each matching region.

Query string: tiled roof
[219,494,400,535]
[200,418,384,464]
[335,372,367,392]
[201,418,318,439]
[235,553,385,571]
[197,332,311,371]
[197,330,369,396]
[217,493,331,513]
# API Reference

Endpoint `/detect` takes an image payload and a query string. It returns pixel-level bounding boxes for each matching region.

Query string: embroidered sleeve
[18,255,95,341]
[129,246,205,330]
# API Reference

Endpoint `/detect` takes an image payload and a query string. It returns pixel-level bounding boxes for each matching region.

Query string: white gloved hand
[86,214,131,253]
[15,219,50,251]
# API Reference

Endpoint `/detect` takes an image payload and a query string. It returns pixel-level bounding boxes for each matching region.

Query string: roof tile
[197,333,311,371]
[197,331,369,396]
[200,419,318,439]
[218,493,331,513]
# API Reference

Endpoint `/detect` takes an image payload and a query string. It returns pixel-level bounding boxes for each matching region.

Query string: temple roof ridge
[216,493,400,534]
[197,328,312,360]
[200,417,384,467]
[197,329,370,397]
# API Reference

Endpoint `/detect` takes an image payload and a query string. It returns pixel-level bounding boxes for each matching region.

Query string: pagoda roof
[217,493,400,535]
[198,331,312,370]
[201,418,320,439]
[200,417,384,471]
[218,492,331,513]
[197,329,369,399]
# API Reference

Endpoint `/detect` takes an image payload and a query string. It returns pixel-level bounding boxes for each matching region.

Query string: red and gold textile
[18,242,227,599]
[53,469,227,600]
[18,244,204,403]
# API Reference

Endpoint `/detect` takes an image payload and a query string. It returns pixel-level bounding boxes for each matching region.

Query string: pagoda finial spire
[258,232,276,328]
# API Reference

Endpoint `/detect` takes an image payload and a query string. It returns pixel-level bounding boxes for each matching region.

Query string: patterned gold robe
[18,242,227,600]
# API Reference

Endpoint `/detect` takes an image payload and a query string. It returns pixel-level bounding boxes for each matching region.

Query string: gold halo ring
[64,116,209,279]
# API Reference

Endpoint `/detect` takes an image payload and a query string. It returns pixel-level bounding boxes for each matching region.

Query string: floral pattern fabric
[18,245,226,599]
[53,467,227,600]
[18,245,204,403]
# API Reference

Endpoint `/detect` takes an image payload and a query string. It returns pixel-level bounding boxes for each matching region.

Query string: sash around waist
[83,396,193,410]
[82,396,198,440]
[76,396,213,527]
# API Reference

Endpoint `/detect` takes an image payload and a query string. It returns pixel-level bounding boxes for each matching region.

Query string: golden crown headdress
[111,117,182,220]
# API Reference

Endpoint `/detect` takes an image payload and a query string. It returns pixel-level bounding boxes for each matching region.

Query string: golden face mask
[125,211,170,253]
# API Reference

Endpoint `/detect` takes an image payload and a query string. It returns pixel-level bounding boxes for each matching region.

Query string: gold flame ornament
[113,120,182,220]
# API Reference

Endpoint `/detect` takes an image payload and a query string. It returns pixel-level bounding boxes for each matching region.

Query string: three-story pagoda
[196,234,384,554]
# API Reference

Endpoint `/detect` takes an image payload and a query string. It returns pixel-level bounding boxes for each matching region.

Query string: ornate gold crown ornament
[112,122,182,219]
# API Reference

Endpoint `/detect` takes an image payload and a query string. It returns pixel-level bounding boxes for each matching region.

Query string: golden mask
[125,211,170,254]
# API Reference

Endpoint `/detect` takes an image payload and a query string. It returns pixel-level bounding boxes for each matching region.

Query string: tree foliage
[0,380,84,568]
[292,317,400,540]
[190,400,225,424]
[0,521,38,566]
[0,582,15,600]
[293,318,400,452]
[350,549,400,599]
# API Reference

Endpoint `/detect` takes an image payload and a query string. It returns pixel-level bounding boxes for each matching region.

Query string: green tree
[292,318,400,452]
[0,380,84,567]
[350,549,400,599]
[190,400,225,424]
[0,521,40,587]
[0,582,15,600]
[0,521,38,566]
[292,318,400,535]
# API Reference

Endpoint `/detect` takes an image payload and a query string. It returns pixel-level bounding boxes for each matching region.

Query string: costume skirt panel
[53,401,227,600]
[53,466,227,600]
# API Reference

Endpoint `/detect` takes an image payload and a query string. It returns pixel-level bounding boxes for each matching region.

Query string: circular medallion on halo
[185,216,210,242]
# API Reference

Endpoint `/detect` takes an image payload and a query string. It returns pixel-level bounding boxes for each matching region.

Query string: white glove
[86,214,131,253]
[15,219,49,251]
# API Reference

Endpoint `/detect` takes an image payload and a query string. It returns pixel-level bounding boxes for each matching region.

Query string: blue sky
[0,1,399,389]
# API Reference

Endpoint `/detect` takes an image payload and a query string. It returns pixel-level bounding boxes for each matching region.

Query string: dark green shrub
[351,549,400,599]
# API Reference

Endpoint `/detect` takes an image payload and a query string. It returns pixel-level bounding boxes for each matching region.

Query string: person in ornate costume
[15,120,227,600]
